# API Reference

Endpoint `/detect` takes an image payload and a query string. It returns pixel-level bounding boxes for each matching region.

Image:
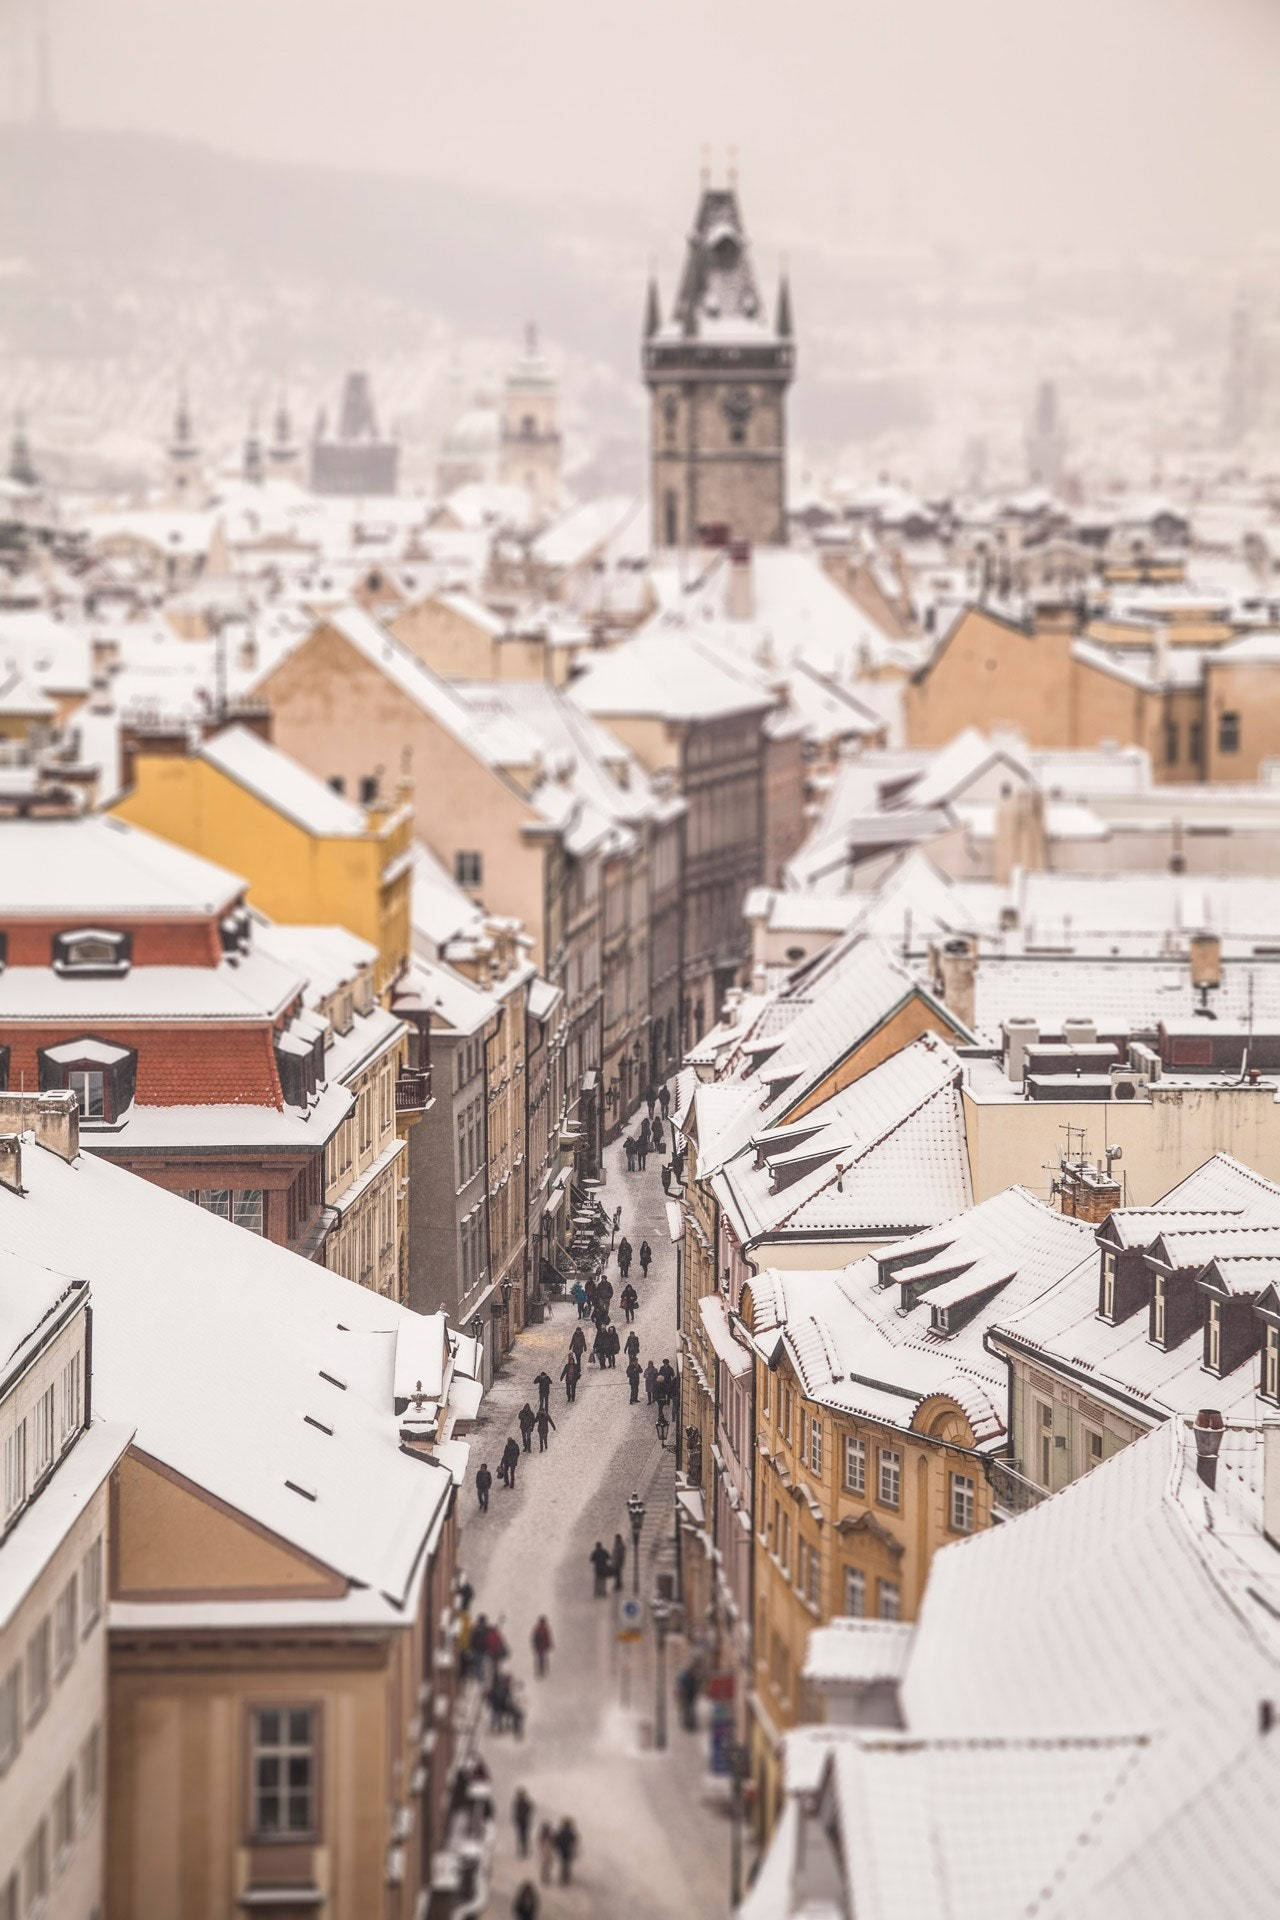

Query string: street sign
[617,1596,644,1642]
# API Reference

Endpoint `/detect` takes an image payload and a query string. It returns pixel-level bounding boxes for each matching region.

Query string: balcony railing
[989,1457,1049,1518]
[395,1068,431,1116]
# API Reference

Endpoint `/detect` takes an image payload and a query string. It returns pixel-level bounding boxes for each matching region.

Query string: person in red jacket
[531,1615,554,1677]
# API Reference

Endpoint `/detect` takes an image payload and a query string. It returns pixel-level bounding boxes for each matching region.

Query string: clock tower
[643,176,794,550]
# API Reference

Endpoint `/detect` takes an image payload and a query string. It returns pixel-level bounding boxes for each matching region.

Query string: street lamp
[650,1598,672,1750]
[627,1490,645,1596]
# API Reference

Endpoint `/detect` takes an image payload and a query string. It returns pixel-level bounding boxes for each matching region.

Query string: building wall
[407,1028,493,1370]
[0,1306,108,1920]
[1204,657,1280,782]
[5,1024,282,1110]
[389,599,503,682]
[963,1082,1280,1210]
[1003,1346,1143,1501]
[111,756,411,992]
[649,381,788,548]
[325,1039,407,1300]
[905,608,1077,749]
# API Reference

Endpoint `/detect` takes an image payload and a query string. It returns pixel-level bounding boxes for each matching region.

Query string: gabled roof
[1,814,244,918]
[199,725,370,838]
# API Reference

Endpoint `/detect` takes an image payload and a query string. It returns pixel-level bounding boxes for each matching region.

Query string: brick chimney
[1190,931,1221,993]
[1193,1407,1224,1491]
[1058,1161,1122,1224]
[0,1136,21,1195]
[37,1090,79,1163]
[934,936,977,1032]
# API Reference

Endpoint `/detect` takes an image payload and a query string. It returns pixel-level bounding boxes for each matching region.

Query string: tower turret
[643,175,794,549]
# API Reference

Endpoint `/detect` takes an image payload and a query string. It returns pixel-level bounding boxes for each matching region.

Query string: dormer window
[38,1038,137,1124]
[1206,1298,1223,1374]
[1152,1273,1167,1347]
[52,929,130,976]
[1263,1325,1280,1404]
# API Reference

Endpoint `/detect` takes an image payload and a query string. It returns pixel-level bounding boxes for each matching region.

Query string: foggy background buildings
[3,0,1280,499]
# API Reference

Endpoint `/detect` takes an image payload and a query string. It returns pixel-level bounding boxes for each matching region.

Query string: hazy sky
[17,0,1280,251]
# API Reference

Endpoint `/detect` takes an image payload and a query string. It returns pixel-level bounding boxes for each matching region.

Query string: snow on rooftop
[200,725,370,837]
[0,814,245,917]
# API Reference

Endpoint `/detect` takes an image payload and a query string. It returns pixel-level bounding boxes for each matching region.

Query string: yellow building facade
[111,725,412,995]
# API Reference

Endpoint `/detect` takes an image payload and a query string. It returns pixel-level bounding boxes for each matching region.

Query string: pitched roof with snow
[0,814,244,918]
[200,725,371,837]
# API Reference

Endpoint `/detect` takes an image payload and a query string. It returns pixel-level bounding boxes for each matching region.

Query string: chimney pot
[0,1135,22,1195]
[1193,1407,1224,1490]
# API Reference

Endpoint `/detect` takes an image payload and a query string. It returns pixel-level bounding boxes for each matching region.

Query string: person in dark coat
[644,1359,658,1405]
[596,1277,614,1310]
[620,1282,638,1322]
[646,1084,657,1118]
[624,1327,640,1361]
[639,1239,652,1276]
[514,1879,539,1920]
[610,1532,626,1592]
[512,1785,534,1855]
[537,1823,556,1885]
[649,1121,664,1156]
[569,1325,586,1361]
[590,1540,612,1596]
[534,1405,556,1451]
[659,1082,671,1119]
[624,1135,637,1172]
[661,1163,672,1194]
[554,1818,580,1886]
[560,1353,580,1402]
[534,1370,553,1412]
[673,1146,686,1184]
[518,1402,536,1453]
[591,1324,608,1367]
[531,1616,553,1677]
[584,1276,598,1314]
[475,1462,492,1511]
[638,1117,651,1152]
[606,1325,620,1368]
[500,1436,521,1488]
[627,1357,642,1402]
[618,1237,633,1278]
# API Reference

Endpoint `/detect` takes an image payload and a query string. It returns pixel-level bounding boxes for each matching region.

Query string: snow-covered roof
[200,725,370,837]
[0,1141,455,1610]
[0,945,302,1025]
[569,624,776,723]
[0,814,244,917]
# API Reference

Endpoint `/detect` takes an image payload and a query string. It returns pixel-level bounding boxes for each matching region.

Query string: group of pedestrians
[588,1530,629,1596]
[475,1367,561,1513]
[511,1787,581,1916]
[623,1079,677,1174]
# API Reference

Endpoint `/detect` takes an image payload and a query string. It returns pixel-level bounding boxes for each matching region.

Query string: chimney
[935,936,977,1032]
[1058,1161,1121,1224]
[1189,931,1221,993]
[1003,1018,1039,1085]
[726,541,755,621]
[1193,1407,1224,1491]
[1265,1422,1280,1550]
[36,1090,79,1163]
[0,1135,21,1195]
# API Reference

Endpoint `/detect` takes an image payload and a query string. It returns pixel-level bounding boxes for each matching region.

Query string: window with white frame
[81,1537,103,1633]
[1152,1273,1166,1345]
[843,1566,865,1617]
[950,1472,976,1534]
[1265,1324,1280,1403]
[53,1577,77,1680]
[67,1068,105,1119]
[1101,1251,1115,1319]
[25,1621,49,1727]
[809,1417,823,1475]
[3,1423,25,1521]
[31,1388,54,1482]
[59,1352,81,1447]
[878,1578,901,1622]
[843,1434,866,1494]
[454,850,483,890]
[877,1446,901,1509]
[0,1663,19,1774]
[250,1706,319,1840]
[185,1189,265,1234]
[1207,1297,1222,1372]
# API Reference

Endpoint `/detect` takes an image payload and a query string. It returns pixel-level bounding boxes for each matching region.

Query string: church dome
[442,405,502,457]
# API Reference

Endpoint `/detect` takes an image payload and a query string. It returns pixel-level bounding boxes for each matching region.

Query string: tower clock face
[722,387,754,435]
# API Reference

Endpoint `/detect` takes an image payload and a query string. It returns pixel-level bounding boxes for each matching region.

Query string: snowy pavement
[459,1090,733,1919]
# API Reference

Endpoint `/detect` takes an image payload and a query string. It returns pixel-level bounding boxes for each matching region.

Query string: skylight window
[284,1478,317,1502]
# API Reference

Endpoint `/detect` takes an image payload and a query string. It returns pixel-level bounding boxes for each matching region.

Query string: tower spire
[644,275,661,340]
[776,271,793,341]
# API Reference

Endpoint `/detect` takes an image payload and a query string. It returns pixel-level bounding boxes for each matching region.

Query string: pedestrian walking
[624,1135,637,1172]
[611,1531,627,1592]
[475,1461,492,1511]
[514,1880,539,1920]
[597,1277,614,1310]
[537,1823,556,1885]
[659,1082,671,1119]
[673,1146,686,1184]
[650,1121,664,1156]
[590,1541,612,1597]
[501,1436,521,1489]
[606,1325,620,1368]
[535,1405,556,1451]
[531,1616,553,1678]
[512,1786,534,1856]
[618,1237,632,1278]
[591,1324,607,1367]
[627,1358,641,1402]
[661,1163,672,1194]
[639,1117,651,1153]
[646,1084,657,1119]
[534,1369,552,1412]
[560,1353,580,1401]
[624,1327,640,1360]
[584,1276,598,1314]
[570,1325,586,1362]
[554,1817,580,1885]
[656,1404,670,1446]
[644,1359,657,1404]
[621,1282,638,1322]
[612,1204,622,1238]
[571,1279,587,1317]
[639,1238,652,1276]
[518,1402,536,1453]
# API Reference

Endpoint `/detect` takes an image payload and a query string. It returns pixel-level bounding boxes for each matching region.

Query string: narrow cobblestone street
[460,1095,732,1919]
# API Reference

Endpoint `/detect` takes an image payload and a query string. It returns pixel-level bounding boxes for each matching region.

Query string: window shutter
[37,1049,60,1092]
[105,1048,137,1119]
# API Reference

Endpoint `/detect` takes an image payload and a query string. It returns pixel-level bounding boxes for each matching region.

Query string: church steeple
[243,408,264,485]
[8,412,37,490]
[642,170,795,550]
[166,386,202,502]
